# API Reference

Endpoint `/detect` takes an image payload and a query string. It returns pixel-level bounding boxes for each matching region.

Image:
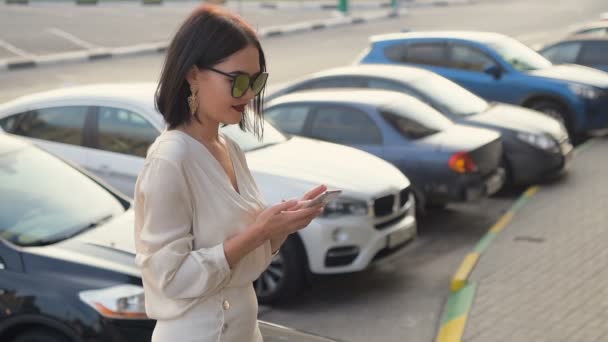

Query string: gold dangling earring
[188,86,198,115]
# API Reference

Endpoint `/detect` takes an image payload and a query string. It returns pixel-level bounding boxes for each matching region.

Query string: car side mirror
[483,64,503,80]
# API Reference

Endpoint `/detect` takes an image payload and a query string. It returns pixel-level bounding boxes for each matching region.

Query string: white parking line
[46,27,99,50]
[0,39,35,59]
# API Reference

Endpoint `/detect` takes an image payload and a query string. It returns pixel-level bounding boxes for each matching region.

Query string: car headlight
[517,132,559,152]
[568,84,601,99]
[322,197,369,218]
[79,284,147,319]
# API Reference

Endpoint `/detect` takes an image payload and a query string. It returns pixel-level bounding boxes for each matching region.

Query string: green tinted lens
[252,73,268,95]
[232,75,250,98]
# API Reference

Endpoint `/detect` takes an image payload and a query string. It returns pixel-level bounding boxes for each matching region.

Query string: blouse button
[223,300,230,310]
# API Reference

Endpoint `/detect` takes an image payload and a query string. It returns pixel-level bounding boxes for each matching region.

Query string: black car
[539,35,608,72]
[0,134,339,342]
[268,65,573,186]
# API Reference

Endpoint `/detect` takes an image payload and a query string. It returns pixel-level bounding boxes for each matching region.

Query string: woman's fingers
[268,199,298,215]
[301,184,327,201]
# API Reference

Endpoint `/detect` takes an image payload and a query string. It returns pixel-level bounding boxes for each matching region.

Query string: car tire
[254,234,307,305]
[13,329,70,342]
[527,100,581,143]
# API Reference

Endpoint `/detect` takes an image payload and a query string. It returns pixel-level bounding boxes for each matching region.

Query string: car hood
[247,136,410,202]
[24,210,139,277]
[77,208,137,255]
[467,103,566,139]
[528,64,608,88]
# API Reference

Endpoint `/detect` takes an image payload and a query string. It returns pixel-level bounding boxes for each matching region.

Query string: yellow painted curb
[450,253,479,293]
[489,211,514,234]
[436,315,468,342]
[524,185,540,197]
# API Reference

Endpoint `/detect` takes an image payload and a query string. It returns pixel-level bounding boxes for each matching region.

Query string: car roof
[0,133,31,155]
[565,34,608,42]
[267,88,418,108]
[0,82,157,114]
[370,31,508,44]
[310,64,435,83]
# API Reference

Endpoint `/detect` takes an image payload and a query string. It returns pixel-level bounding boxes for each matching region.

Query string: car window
[488,36,552,71]
[0,144,125,247]
[404,43,449,67]
[97,107,158,158]
[578,41,608,65]
[384,43,408,63]
[310,106,382,145]
[448,44,496,71]
[367,79,413,93]
[265,105,311,135]
[0,112,27,133]
[8,106,89,146]
[293,77,368,91]
[409,76,489,116]
[575,27,608,36]
[540,42,583,64]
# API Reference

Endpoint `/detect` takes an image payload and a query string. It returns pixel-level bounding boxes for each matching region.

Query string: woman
[133,4,325,341]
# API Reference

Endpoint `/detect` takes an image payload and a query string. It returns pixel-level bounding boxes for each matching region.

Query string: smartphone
[301,190,342,208]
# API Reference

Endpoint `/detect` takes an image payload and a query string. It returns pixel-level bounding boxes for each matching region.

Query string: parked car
[357,31,608,141]
[265,89,505,209]
[569,21,608,36]
[268,65,573,186]
[0,134,342,342]
[539,36,608,72]
[0,84,417,304]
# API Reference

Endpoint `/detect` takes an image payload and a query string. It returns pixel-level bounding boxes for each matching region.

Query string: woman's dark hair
[156,4,266,137]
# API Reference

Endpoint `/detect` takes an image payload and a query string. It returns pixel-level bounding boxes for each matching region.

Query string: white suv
[0,83,417,303]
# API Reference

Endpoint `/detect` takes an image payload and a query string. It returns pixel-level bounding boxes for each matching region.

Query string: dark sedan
[268,65,573,186]
[265,89,505,209]
[539,36,608,72]
[0,134,339,342]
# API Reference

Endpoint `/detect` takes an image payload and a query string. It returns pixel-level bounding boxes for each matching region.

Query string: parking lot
[0,0,606,341]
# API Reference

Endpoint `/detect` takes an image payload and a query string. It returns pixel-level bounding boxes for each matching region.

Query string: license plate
[485,171,504,195]
[388,228,411,249]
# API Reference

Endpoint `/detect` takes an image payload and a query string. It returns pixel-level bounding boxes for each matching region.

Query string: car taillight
[449,152,478,173]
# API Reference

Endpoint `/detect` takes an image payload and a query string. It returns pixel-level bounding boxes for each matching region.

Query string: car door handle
[0,257,5,270]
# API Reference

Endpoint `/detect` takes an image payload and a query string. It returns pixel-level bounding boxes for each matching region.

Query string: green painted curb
[473,231,497,254]
[441,282,477,325]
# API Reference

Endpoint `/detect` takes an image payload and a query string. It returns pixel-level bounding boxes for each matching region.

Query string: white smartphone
[300,190,342,208]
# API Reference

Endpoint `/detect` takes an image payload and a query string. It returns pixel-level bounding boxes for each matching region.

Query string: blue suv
[358,31,608,141]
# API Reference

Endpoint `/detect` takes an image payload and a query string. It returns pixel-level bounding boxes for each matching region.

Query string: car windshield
[410,76,489,116]
[488,37,553,71]
[0,145,126,247]
[221,120,288,152]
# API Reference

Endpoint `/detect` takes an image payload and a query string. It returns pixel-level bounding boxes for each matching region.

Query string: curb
[450,186,539,293]
[436,138,596,342]
[0,9,403,73]
[436,283,477,342]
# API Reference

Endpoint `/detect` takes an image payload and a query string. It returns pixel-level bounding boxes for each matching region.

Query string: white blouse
[133,129,272,342]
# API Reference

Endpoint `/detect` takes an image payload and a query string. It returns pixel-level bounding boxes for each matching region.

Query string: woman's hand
[254,191,326,240]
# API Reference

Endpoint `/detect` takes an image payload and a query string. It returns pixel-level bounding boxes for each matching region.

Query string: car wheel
[13,329,70,342]
[254,235,307,305]
[527,100,579,142]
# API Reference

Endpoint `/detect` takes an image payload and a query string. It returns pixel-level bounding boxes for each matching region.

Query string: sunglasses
[207,67,269,98]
